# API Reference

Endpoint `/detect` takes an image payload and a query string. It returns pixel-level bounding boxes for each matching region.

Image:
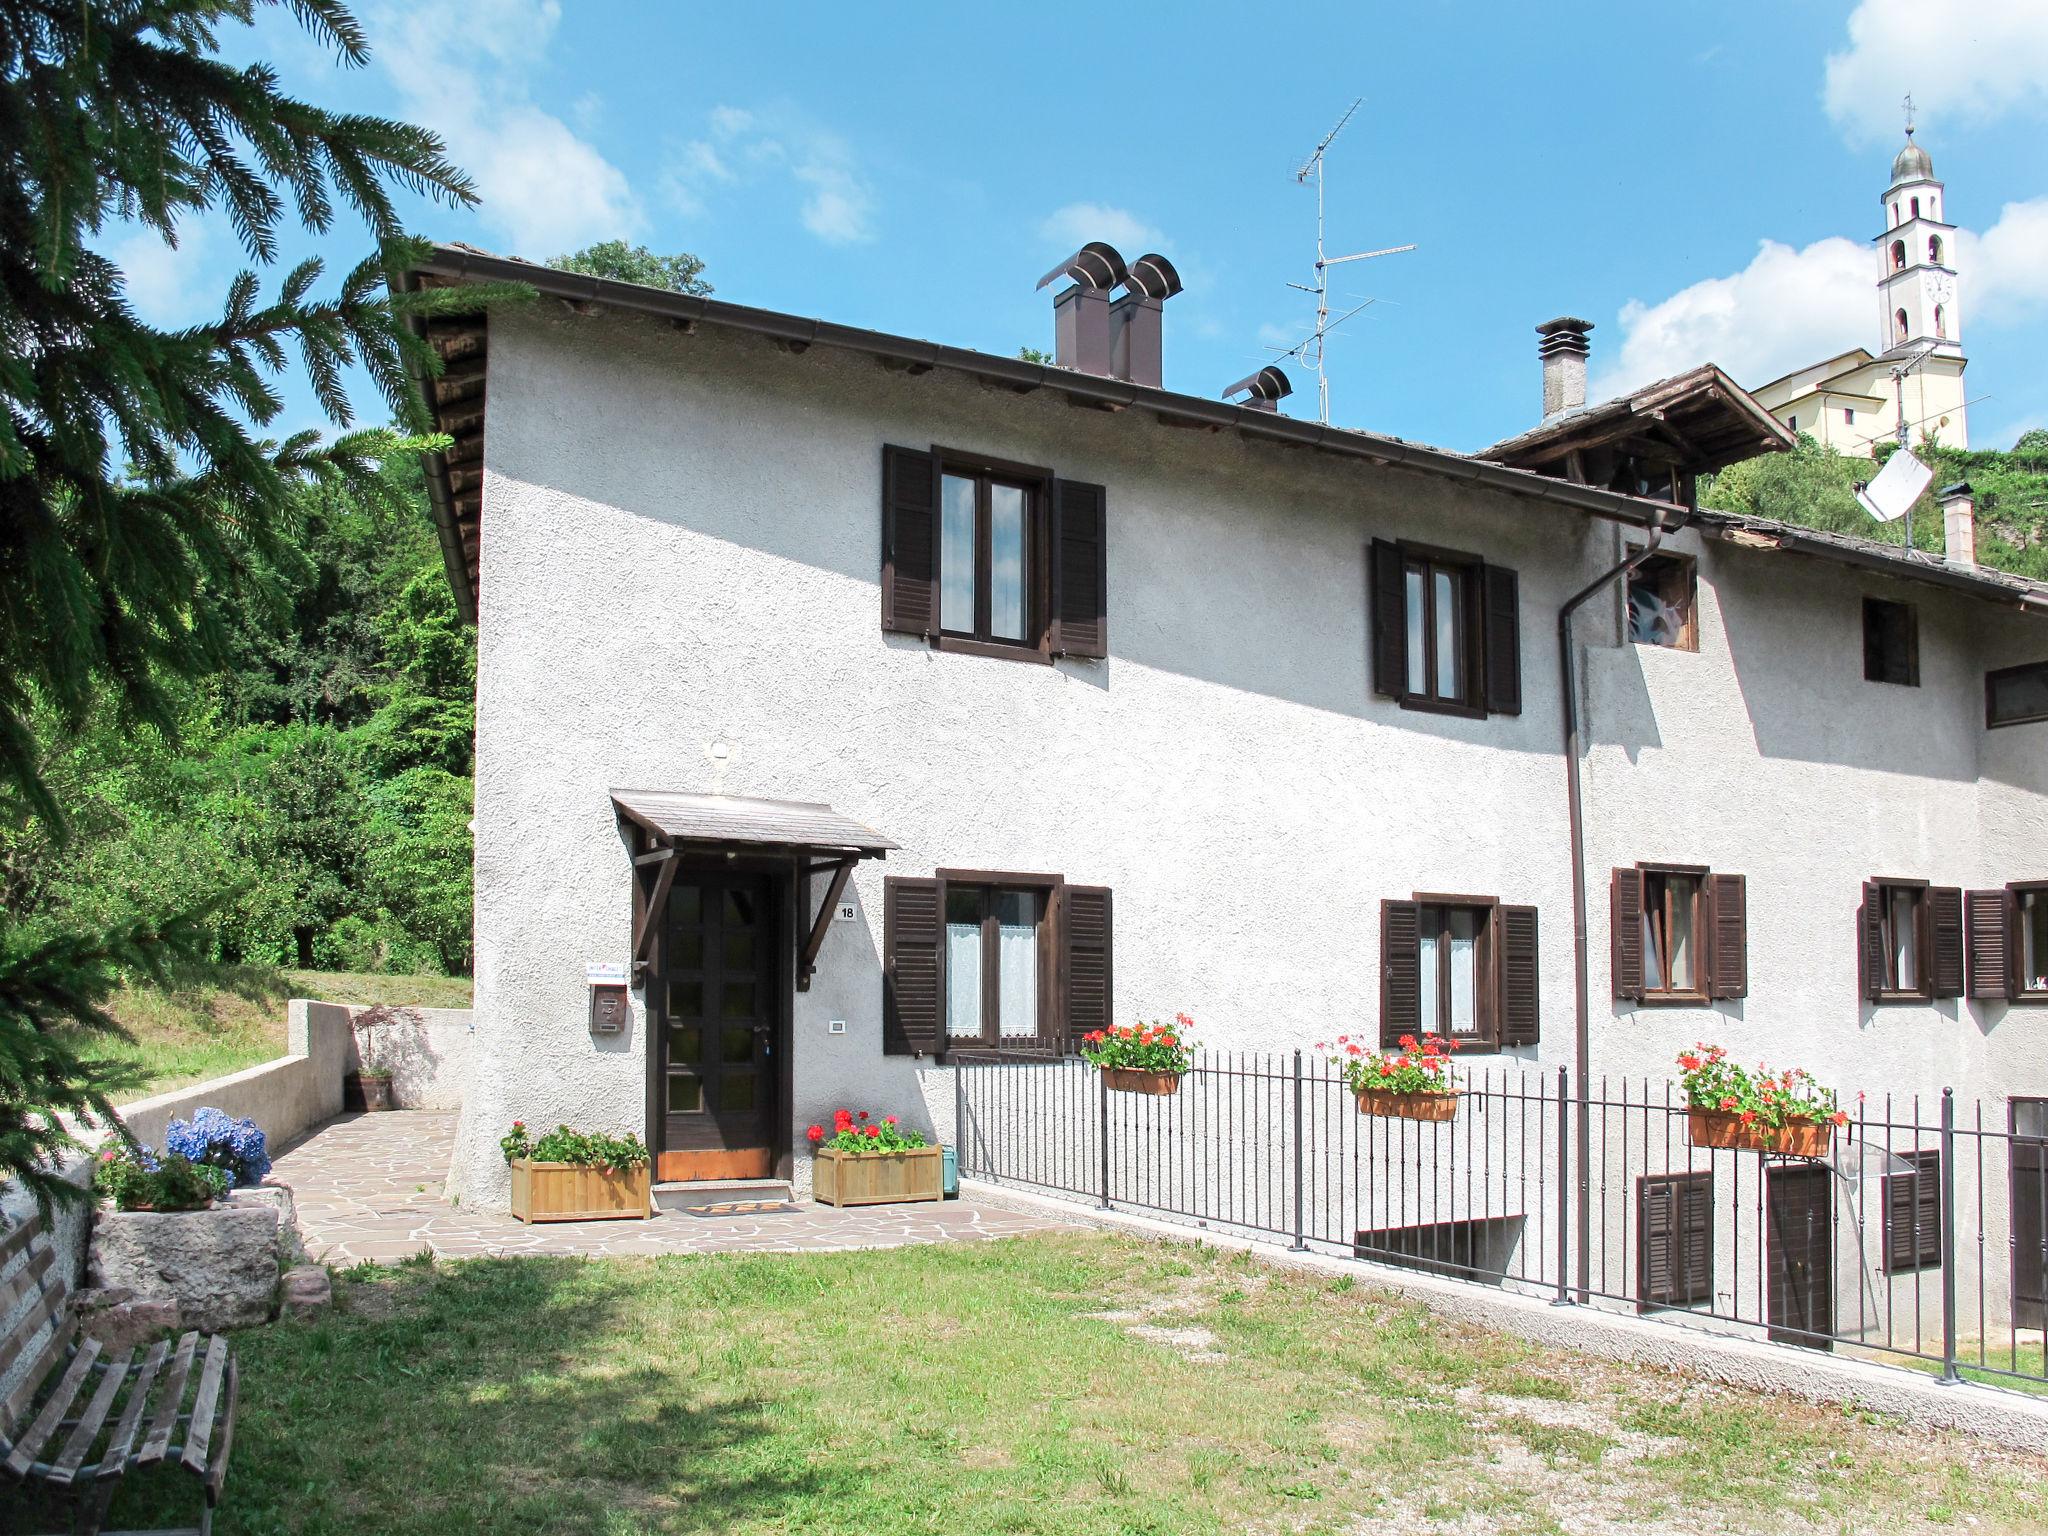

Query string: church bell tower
[1877,114,1960,358]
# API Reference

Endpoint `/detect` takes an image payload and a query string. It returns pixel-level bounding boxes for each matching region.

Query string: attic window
[1627,552,1697,651]
[1863,598,1918,686]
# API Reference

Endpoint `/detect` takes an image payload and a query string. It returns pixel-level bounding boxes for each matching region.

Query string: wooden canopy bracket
[632,847,679,970]
[797,858,856,993]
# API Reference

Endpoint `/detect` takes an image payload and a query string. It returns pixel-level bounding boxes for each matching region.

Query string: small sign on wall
[834,898,858,922]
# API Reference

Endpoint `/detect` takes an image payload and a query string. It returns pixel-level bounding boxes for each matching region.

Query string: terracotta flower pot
[345,1072,392,1112]
[1686,1108,1834,1157]
[1355,1087,1459,1122]
[1102,1067,1183,1097]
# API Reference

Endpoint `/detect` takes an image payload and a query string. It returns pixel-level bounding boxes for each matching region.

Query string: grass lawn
[73,966,472,1104]
[56,1231,2048,1536]
[1891,1338,2048,1396]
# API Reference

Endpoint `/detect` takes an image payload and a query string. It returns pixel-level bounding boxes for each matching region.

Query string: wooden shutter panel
[1639,1173,1712,1308]
[1481,563,1522,716]
[1708,872,1747,1000]
[880,446,938,635]
[1675,1175,1712,1304]
[1885,1152,1941,1272]
[1610,868,1645,1001]
[1965,888,2010,1000]
[1858,882,1887,1002]
[882,877,943,1056]
[1380,899,1421,1047]
[1929,886,1964,998]
[1369,540,1407,698]
[1063,884,1113,1052]
[1050,479,1108,658]
[1498,905,1540,1046]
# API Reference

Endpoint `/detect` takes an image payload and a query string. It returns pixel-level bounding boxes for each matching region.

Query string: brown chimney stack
[1536,316,1594,419]
[1108,253,1183,389]
[1036,242,1128,377]
[1938,481,1977,566]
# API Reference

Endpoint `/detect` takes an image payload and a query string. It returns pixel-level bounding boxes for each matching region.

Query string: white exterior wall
[452,304,2048,1224]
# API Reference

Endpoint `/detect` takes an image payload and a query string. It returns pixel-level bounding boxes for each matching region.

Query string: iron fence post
[1552,1065,1572,1306]
[954,1058,969,1181]
[1097,1061,1111,1209]
[1289,1049,1306,1251]
[1939,1087,1960,1384]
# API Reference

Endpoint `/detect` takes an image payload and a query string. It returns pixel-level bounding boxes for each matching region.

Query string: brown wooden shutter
[881,446,938,635]
[1063,884,1113,1052]
[1050,479,1108,658]
[882,876,943,1056]
[1369,540,1407,698]
[1965,888,2011,1000]
[1858,882,1887,1002]
[1929,886,1964,998]
[1708,872,1747,1000]
[1884,1151,1940,1272]
[1380,899,1421,1047]
[1481,564,1522,716]
[1497,905,1540,1046]
[1638,1172,1712,1308]
[1610,868,1645,1001]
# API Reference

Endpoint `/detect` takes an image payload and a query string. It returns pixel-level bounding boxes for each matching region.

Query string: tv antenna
[1276,99,1415,424]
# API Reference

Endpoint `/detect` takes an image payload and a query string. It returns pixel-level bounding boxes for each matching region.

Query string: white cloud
[371,0,641,256]
[1591,236,1871,398]
[1256,321,1302,349]
[105,221,217,326]
[664,105,874,245]
[1594,194,2048,399]
[1958,196,2048,324]
[1823,0,2048,142]
[1038,202,1164,255]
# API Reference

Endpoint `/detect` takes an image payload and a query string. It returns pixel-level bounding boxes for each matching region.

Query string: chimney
[1938,481,1977,565]
[1035,242,1128,377]
[1536,316,1594,419]
[1108,253,1183,388]
[1222,365,1293,414]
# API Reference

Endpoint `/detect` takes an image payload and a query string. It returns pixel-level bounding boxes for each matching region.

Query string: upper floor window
[1863,597,1918,686]
[1986,660,2048,729]
[1627,551,1698,650]
[1379,896,1539,1049]
[1611,865,1747,1004]
[879,444,1107,662]
[1369,541,1521,718]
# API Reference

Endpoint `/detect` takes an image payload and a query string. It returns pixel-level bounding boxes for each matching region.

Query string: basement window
[1863,598,1919,686]
[1627,552,1697,651]
[1987,660,2048,729]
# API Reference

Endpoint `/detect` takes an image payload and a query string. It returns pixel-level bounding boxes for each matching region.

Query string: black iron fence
[954,1051,2048,1393]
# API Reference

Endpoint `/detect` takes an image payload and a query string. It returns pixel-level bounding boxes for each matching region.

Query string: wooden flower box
[812,1145,945,1207]
[1356,1088,1459,1122]
[508,1158,652,1223]
[1686,1109,1834,1158]
[1102,1068,1183,1097]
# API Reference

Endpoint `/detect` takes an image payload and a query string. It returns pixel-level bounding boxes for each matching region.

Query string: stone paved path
[273,1111,1081,1265]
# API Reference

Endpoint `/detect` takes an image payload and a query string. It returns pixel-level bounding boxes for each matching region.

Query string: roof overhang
[1478,364,1795,478]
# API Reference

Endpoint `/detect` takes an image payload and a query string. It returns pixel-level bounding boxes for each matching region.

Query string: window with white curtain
[1418,901,1491,1043]
[940,881,1046,1044]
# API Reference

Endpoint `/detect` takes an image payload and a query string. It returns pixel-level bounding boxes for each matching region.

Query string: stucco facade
[446,298,2048,1219]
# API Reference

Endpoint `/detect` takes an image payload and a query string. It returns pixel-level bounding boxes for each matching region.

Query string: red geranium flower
[866,1124,882,1138]
[806,1125,824,1143]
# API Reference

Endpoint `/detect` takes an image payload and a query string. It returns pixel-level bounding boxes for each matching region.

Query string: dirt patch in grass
[89,1232,2048,1535]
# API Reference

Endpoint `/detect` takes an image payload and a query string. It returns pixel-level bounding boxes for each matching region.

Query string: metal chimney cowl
[1536,316,1594,420]
[1108,253,1184,389]
[1037,242,1127,378]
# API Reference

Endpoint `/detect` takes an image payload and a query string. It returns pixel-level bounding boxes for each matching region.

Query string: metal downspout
[1558,514,1683,1300]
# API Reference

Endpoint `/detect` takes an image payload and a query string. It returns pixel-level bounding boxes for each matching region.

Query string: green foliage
[1701,433,2048,581]
[0,0,495,1213]
[1018,345,1054,364]
[499,1122,650,1170]
[549,239,711,296]
[92,1142,228,1212]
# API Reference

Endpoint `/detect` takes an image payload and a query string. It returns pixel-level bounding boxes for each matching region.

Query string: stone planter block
[89,1205,282,1332]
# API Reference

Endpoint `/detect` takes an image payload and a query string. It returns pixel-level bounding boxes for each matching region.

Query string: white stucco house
[397,231,2048,1341]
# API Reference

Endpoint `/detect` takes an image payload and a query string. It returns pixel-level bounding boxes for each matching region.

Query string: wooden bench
[0,1215,237,1535]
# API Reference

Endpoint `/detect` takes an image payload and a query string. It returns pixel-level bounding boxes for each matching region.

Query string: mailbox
[589,983,630,1035]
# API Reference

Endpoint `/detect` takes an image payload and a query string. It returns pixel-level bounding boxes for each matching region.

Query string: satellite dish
[1855,447,1933,525]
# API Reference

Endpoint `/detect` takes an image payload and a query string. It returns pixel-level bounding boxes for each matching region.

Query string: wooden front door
[657,873,779,1182]
[2012,1099,2048,1330]
[1765,1164,1834,1350]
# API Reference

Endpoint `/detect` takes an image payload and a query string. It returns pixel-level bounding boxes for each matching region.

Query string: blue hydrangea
[163,1107,271,1188]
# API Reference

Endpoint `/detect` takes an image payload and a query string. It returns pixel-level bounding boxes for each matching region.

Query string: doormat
[673,1200,803,1219]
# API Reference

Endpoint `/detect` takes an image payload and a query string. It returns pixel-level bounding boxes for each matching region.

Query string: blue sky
[138,1,2048,454]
